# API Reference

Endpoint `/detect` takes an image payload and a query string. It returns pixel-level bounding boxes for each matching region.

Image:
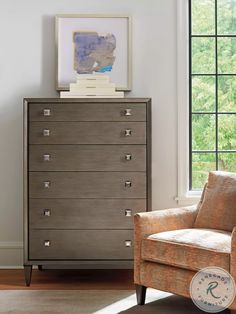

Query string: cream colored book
[61,90,124,97]
[70,87,116,94]
[70,82,116,89]
[76,74,110,81]
[60,94,124,99]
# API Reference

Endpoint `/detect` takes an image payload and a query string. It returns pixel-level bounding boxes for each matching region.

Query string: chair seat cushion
[141,228,231,271]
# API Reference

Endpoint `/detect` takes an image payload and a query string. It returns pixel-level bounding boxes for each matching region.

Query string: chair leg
[136,284,147,305]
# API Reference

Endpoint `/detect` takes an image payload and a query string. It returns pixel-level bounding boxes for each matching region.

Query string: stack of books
[60,74,124,98]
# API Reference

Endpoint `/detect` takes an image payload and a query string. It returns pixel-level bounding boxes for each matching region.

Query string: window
[189,0,236,190]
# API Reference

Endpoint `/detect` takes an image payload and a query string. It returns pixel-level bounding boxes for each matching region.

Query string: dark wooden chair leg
[136,284,147,305]
[38,265,43,271]
[24,265,32,286]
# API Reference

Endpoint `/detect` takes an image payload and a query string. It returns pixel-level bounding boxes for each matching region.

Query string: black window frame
[189,0,236,190]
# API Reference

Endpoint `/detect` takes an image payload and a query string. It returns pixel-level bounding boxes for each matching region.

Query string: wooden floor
[0,269,134,290]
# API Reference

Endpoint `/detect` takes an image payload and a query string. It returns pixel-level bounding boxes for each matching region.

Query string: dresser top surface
[24,98,151,104]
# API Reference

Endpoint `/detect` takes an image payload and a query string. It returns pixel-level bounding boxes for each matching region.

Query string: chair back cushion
[194,171,236,231]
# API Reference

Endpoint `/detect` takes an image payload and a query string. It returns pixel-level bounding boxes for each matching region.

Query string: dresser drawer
[29,145,146,172]
[29,230,134,260]
[29,199,146,229]
[29,172,146,199]
[29,103,146,122]
[29,122,146,145]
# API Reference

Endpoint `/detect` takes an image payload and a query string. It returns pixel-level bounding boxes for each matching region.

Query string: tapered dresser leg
[38,265,43,271]
[136,284,147,305]
[24,265,32,286]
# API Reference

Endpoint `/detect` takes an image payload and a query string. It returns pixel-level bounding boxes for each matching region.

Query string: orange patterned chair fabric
[134,171,236,310]
[142,228,231,271]
[194,171,236,231]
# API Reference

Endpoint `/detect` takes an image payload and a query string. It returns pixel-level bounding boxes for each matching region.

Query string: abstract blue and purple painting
[73,31,116,74]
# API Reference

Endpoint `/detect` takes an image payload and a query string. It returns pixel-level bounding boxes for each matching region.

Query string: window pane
[192,0,215,34]
[218,114,236,149]
[218,38,236,73]
[192,38,215,74]
[218,76,236,112]
[192,153,216,190]
[219,153,236,171]
[192,114,216,150]
[192,76,216,112]
[218,0,236,34]
[190,0,236,191]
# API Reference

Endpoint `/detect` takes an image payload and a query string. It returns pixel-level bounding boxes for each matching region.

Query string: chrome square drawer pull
[124,109,132,116]
[125,154,132,161]
[125,240,132,247]
[43,181,50,188]
[44,240,51,247]
[125,181,132,188]
[124,129,132,137]
[43,209,51,217]
[43,109,51,116]
[43,154,50,161]
[43,129,50,137]
[125,209,132,217]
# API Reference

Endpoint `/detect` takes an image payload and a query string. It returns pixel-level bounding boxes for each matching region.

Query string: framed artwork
[56,14,132,91]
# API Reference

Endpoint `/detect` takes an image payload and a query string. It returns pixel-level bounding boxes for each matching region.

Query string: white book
[76,74,110,81]
[70,82,116,88]
[61,91,124,97]
[60,94,124,99]
[70,87,116,93]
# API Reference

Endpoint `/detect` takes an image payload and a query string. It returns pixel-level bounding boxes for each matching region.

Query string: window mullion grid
[192,34,236,38]
[190,0,218,188]
[190,0,236,190]
[189,0,193,190]
[192,73,236,76]
[190,0,217,190]
[215,0,219,170]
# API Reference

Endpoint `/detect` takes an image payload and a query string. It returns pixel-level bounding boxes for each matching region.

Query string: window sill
[175,191,201,206]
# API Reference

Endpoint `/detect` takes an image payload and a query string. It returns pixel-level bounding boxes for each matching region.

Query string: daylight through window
[189,0,236,190]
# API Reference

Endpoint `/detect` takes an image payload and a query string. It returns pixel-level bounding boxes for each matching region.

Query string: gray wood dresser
[23,98,151,286]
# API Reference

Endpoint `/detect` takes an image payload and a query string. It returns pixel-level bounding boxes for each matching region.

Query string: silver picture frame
[56,14,132,91]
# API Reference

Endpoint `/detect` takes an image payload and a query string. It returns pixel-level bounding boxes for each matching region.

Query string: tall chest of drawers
[23,98,151,286]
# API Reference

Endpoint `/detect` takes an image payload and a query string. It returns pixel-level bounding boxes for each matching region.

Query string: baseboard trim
[0,266,40,269]
[0,242,23,249]
[0,266,24,269]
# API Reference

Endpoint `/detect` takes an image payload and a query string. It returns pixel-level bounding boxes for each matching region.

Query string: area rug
[0,289,229,314]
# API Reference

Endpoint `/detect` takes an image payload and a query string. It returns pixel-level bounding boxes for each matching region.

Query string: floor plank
[0,269,134,290]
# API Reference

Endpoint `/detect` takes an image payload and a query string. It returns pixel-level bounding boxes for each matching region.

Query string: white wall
[0,0,178,267]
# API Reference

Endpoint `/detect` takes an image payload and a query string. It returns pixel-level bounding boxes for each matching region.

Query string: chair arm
[134,204,199,239]
[134,204,199,284]
[231,227,236,279]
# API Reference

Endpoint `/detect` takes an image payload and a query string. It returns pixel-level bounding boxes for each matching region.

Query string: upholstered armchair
[134,171,236,312]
